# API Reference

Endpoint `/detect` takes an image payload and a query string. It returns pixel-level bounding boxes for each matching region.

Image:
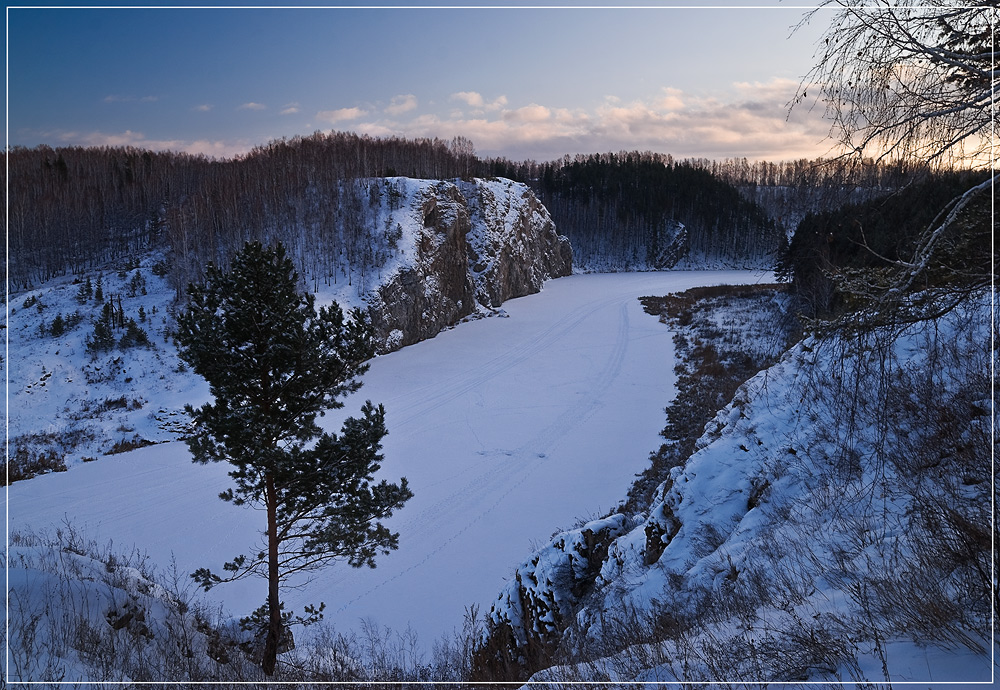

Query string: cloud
[316,107,367,124]
[238,102,267,111]
[450,92,507,113]
[385,94,418,116]
[451,91,484,108]
[48,78,832,163]
[503,104,551,124]
[34,128,252,159]
[193,104,213,112]
[654,87,685,111]
[103,94,158,103]
[355,78,831,162]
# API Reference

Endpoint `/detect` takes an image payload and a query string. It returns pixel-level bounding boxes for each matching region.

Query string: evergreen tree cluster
[778,169,992,320]
[84,293,151,354]
[514,152,784,269]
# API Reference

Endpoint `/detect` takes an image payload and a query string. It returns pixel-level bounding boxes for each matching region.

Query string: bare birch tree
[798,0,995,167]
[794,0,996,325]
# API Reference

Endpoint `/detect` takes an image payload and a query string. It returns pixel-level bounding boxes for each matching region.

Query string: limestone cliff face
[368,178,571,352]
[458,179,574,309]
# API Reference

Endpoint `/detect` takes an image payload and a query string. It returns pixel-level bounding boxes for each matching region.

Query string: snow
[7,254,208,467]
[515,292,994,686]
[6,269,772,658]
[309,177,427,310]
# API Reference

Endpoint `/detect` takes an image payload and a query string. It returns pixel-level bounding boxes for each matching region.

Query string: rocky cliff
[366,178,572,352]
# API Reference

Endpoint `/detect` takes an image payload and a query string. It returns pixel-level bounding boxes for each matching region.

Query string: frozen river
[7,270,770,649]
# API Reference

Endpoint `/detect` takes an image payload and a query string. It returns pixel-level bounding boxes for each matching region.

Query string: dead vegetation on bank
[626,283,801,512]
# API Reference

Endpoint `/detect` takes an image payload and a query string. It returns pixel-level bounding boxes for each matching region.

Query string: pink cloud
[317,107,367,124]
[385,94,418,116]
[362,78,832,161]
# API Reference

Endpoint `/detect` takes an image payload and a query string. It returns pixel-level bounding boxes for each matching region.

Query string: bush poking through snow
[627,284,798,512]
[6,524,507,684]
[6,525,261,683]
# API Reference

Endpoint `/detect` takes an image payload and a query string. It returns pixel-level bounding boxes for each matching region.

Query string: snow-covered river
[7,270,770,649]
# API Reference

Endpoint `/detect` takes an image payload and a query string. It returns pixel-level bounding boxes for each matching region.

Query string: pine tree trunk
[261,472,281,676]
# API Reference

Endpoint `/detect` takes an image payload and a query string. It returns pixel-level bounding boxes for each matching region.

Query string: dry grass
[627,283,798,512]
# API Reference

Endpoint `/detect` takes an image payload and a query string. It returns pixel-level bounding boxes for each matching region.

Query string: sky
[6,2,837,163]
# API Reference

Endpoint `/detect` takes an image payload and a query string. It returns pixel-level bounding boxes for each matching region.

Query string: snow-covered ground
[493,291,994,687]
[6,270,771,655]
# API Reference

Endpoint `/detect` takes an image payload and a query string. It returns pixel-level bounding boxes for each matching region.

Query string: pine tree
[49,313,66,337]
[86,308,115,353]
[176,241,412,676]
[76,276,93,304]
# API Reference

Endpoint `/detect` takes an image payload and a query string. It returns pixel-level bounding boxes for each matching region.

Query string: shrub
[118,318,150,349]
[4,448,68,484]
[127,270,147,297]
[49,313,66,337]
[76,276,93,303]
[107,435,155,455]
[86,317,115,353]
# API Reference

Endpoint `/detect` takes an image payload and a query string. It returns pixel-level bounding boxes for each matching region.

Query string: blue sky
[6,3,835,162]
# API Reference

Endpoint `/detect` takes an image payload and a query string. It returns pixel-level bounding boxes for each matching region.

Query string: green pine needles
[176,241,412,676]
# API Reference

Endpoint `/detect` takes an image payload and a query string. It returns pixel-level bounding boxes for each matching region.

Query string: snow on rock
[459,178,573,309]
[475,513,633,678]
[366,180,477,351]
[365,177,571,352]
[491,514,633,647]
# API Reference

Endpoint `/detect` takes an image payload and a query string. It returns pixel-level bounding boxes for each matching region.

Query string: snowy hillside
[479,293,994,686]
[7,254,206,475]
[7,177,568,476]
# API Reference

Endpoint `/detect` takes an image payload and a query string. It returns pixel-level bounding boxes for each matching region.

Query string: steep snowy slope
[482,294,994,686]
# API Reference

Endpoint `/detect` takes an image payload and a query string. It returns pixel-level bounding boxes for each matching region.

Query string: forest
[778,168,992,320]
[512,152,783,269]
[3,133,477,293]
[5,129,938,298]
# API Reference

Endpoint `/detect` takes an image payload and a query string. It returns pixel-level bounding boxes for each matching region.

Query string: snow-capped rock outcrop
[365,178,572,352]
[473,514,633,680]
